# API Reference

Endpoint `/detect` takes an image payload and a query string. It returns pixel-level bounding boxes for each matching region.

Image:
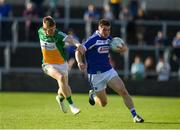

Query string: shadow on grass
[145,121,180,125]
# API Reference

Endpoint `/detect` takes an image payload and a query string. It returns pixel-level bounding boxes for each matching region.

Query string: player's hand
[77,62,87,72]
[76,44,85,55]
[116,44,128,54]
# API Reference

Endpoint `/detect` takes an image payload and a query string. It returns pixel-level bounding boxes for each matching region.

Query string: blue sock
[90,94,94,100]
[130,108,137,118]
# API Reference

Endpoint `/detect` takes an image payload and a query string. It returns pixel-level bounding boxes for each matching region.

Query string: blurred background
[0,0,180,96]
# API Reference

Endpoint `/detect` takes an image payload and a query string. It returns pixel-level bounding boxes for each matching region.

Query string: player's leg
[88,75,108,107]
[58,74,80,115]
[107,76,144,123]
[94,89,108,107]
[89,89,107,107]
[108,76,133,109]
[46,66,71,97]
[43,66,68,113]
[45,65,80,114]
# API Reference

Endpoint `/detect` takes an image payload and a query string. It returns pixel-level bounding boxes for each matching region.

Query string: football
[110,37,125,51]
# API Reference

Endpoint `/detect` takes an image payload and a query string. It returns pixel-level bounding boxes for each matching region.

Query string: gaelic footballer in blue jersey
[75,19,144,123]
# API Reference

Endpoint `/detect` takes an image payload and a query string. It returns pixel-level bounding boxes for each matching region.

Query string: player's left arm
[116,44,128,54]
[65,36,85,54]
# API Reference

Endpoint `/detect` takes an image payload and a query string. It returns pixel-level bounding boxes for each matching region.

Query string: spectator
[31,0,44,16]
[109,0,122,19]
[119,6,133,44]
[0,0,12,41]
[135,8,145,20]
[45,0,60,18]
[84,4,100,38]
[128,0,139,19]
[144,56,154,79]
[119,6,132,21]
[23,1,38,41]
[135,8,146,46]
[154,31,168,62]
[0,0,12,18]
[84,4,100,22]
[131,55,145,80]
[102,5,113,21]
[144,56,154,70]
[154,31,168,47]
[178,69,180,81]
[156,56,171,81]
[172,31,180,73]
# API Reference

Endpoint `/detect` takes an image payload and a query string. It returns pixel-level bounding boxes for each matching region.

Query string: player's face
[98,25,110,38]
[43,25,56,36]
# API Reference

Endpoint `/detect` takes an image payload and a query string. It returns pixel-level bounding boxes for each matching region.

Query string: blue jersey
[83,31,112,74]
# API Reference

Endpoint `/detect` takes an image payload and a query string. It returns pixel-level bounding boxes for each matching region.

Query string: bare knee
[58,75,65,82]
[57,75,67,88]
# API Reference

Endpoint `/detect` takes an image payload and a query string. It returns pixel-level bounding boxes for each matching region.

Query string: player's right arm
[75,50,86,72]
[75,37,95,72]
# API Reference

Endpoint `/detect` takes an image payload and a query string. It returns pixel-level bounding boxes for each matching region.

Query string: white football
[110,37,125,51]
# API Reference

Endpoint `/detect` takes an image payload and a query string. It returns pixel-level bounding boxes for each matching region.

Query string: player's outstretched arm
[65,36,85,54]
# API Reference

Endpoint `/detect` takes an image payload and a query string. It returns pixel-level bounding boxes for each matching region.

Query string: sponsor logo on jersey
[97,46,109,53]
[40,40,57,50]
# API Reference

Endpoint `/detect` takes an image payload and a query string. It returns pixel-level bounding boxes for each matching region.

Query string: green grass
[0,92,180,129]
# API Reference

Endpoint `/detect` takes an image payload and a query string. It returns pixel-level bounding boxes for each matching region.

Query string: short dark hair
[43,16,56,28]
[98,19,111,27]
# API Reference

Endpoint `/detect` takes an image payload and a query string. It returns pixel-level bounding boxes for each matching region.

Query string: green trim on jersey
[38,27,68,63]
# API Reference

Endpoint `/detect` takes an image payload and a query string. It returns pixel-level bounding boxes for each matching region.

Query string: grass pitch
[0,92,180,129]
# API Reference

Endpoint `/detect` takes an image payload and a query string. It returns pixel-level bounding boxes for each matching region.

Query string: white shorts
[42,63,68,76]
[88,68,118,92]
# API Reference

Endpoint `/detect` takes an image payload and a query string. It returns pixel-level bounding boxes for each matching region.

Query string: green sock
[66,96,73,105]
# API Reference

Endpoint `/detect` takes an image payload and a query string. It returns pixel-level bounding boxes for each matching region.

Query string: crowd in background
[0,0,180,81]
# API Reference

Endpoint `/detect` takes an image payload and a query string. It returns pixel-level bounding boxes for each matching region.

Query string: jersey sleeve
[107,35,113,43]
[83,38,96,51]
[57,31,68,41]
